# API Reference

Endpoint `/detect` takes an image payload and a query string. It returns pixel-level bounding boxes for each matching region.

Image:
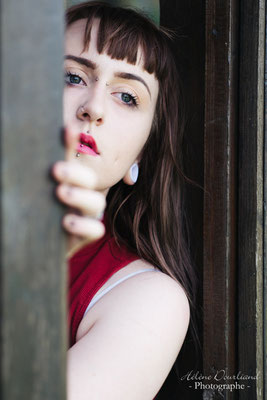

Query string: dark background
[156,1,205,399]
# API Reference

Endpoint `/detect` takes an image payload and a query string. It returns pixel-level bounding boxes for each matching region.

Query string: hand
[52,127,106,256]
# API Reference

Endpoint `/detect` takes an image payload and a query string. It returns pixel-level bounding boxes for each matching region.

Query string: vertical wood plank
[264,4,267,397]
[203,0,238,398]
[238,0,265,399]
[0,1,67,399]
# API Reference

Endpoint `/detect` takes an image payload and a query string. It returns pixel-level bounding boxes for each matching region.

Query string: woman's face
[64,18,159,195]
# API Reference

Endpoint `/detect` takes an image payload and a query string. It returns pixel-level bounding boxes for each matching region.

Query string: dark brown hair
[66,0,199,353]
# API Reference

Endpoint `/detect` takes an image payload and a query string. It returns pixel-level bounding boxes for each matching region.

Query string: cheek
[128,112,154,144]
[110,114,153,163]
[63,91,72,123]
[63,89,80,124]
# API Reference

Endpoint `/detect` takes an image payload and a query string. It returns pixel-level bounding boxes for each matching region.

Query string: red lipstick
[76,133,99,156]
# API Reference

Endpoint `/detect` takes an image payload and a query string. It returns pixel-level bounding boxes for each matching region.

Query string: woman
[52,2,197,399]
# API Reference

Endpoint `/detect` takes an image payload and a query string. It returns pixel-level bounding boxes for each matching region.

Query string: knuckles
[52,160,97,188]
[55,183,106,216]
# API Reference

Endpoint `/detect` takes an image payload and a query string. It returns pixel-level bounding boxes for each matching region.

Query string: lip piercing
[76,143,84,157]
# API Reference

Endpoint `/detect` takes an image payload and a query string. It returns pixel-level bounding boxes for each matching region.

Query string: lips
[76,133,99,156]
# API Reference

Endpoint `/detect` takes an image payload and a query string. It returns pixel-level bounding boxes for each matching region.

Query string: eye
[113,91,139,107]
[65,71,86,86]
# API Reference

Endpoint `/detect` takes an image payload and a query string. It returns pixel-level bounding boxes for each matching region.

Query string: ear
[123,162,139,185]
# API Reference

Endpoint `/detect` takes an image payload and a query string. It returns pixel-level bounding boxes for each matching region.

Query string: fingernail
[63,215,75,228]
[61,184,72,197]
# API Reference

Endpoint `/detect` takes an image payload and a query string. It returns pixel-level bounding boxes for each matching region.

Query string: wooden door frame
[0,1,67,399]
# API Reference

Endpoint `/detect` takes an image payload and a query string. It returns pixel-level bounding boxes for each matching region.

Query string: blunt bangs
[66,1,171,81]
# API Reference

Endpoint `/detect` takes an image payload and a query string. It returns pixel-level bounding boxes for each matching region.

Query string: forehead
[65,18,150,73]
[65,19,88,55]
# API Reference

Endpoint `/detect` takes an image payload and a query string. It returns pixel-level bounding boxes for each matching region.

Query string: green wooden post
[0,1,67,399]
[66,0,159,25]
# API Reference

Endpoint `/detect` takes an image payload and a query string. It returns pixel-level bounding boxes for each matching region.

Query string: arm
[67,271,190,400]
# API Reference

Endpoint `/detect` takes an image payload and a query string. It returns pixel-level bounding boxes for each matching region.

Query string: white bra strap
[83,267,158,318]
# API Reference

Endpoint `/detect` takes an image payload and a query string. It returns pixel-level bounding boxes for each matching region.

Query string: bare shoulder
[140,260,190,310]
[95,258,191,360]
[96,258,190,324]
[68,259,191,399]
[127,260,191,338]
[128,259,190,315]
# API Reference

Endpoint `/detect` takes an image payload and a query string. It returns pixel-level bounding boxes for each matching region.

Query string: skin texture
[53,17,190,400]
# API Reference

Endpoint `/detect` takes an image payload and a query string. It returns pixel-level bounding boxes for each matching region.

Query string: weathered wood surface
[238,0,265,399]
[264,4,267,398]
[0,1,66,399]
[203,0,239,399]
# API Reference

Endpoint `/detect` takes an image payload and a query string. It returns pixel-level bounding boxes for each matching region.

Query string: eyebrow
[114,72,151,98]
[64,55,151,97]
[64,55,97,70]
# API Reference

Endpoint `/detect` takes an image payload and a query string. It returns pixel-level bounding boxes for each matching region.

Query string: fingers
[64,214,106,258]
[52,161,97,189]
[52,161,105,217]
[56,184,106,216]
[53,126,106,250]
[63,214,105,240]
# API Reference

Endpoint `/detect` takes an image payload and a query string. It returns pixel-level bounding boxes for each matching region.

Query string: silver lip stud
[76,152,80,158]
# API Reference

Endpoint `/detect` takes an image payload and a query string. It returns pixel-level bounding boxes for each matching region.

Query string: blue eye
[119,92,138,107]
[122,93,132,103]
[65,72,85,86]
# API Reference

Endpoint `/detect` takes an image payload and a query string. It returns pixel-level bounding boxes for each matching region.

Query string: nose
[77,90,104,126]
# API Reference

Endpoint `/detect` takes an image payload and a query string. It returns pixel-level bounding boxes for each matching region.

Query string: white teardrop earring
[130,163,139,183]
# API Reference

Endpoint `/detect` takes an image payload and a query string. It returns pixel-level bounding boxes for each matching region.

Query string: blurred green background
[65,0,159,25]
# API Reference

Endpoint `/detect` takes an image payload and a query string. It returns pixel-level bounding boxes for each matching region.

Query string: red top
[68,228,139,347]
